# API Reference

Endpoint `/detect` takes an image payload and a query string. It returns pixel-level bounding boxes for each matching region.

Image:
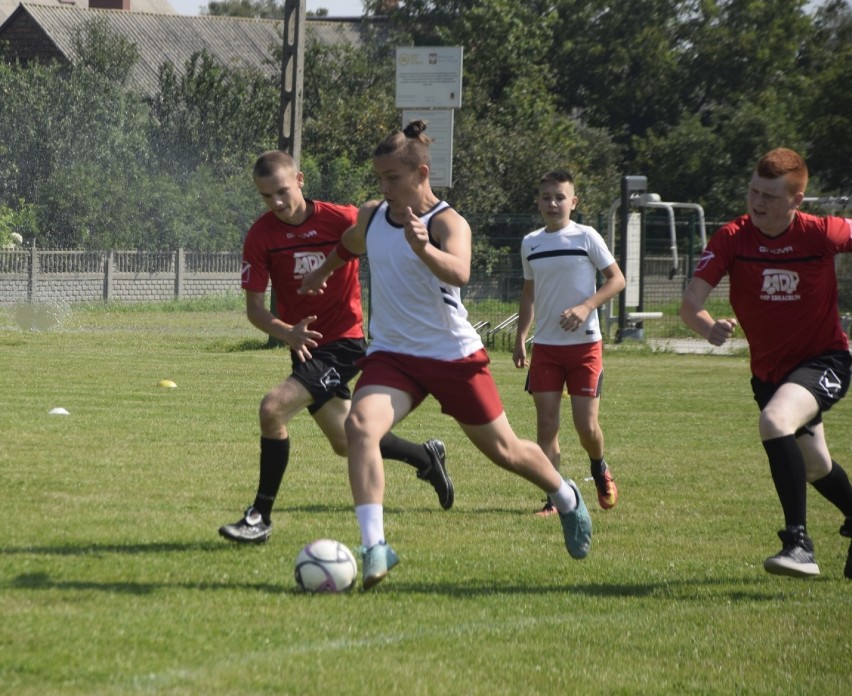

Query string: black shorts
[751,350,852,429]
[290,338,367,415]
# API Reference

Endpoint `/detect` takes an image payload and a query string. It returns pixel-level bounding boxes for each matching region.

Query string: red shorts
[526,341,603,397]
[355,348,504,426]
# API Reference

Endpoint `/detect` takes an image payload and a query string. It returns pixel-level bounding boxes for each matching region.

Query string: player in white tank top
[364,199,483,360]
[300,122,594,588]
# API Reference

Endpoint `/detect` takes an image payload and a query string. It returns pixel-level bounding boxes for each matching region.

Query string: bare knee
[536,411,560,440]
[758,406,793,440]
[344,409,370,446]
[577,424,603,455]
[805,459,832,482]
[575,420,600,443]
[259,391,286,433]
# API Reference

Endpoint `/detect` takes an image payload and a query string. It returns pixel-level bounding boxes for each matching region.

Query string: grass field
[1,301,850,695]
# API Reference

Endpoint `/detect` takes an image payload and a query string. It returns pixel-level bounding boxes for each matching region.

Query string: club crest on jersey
[293,251,326,278]
[241,262,251,284]
[760,269,800,301]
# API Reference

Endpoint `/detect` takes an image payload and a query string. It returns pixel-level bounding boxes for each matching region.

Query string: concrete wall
[0,248,241,306]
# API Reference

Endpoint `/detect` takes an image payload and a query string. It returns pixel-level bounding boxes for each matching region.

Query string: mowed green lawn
[1,301,850,695]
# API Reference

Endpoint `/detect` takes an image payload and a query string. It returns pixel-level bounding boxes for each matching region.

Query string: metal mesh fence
[3,205,850,347]
[459,211,852,351]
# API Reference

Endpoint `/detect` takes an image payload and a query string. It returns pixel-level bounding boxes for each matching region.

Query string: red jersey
[241,200,363,344]
[693,212,852,382]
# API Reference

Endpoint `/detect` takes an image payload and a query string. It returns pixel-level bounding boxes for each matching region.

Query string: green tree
[0,18,268,249]
[0,45,151,246]
[205,0,285,19]
[546,0,690,153]
[5,0,840,253]
[39,161,258,250]
[538,0,832,216]
[622,0,813,215]
[71,15,139,86]
[378,0,621,215]
[799,0,852,192]
[205,0,339,17]
[0,200,37,247]
[634,97,804,219]
[300,26,397,189]
[682,0,811,114]
[148,50,279,178]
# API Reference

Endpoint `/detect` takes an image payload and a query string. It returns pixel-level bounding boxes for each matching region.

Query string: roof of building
[0,3,373,95]
[0,0,176,24]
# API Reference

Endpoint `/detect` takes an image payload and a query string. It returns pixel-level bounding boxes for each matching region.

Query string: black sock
[763,435,807,530]
[252,437,290,523]
[810,460,852,519]
[379,432,429,471]
[589,457,606,480]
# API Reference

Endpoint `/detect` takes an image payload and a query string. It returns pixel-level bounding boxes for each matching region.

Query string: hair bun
[403,120,428,138]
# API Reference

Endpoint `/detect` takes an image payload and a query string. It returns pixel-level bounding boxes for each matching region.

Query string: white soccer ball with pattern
[294,539,357,593]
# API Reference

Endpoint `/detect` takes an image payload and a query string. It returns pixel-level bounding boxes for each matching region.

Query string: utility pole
[268,0,306,347]
[279,0,305,164]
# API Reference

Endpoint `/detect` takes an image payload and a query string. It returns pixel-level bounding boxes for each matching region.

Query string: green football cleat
[360,542,399,589]
[559,480,592,559]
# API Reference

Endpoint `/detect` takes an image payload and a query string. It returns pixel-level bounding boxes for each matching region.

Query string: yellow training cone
[158,379,177,388]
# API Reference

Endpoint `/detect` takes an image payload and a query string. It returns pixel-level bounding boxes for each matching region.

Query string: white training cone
[48,407,69,415]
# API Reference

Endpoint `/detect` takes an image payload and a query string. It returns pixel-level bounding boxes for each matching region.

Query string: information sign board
[395,47,463,109]
[401,109,454,187]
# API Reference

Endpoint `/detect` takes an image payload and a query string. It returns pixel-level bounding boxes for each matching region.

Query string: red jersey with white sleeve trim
[241,200,363,344]
[693,212,852,382]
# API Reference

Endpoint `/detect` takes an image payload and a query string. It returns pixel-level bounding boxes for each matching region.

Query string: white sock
[549,480,577,514]
[355,503,384,548]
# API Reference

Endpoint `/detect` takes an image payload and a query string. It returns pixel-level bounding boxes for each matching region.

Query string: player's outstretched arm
[245,290,321,361]
[680,278,737,346]
[300,203,374,296]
